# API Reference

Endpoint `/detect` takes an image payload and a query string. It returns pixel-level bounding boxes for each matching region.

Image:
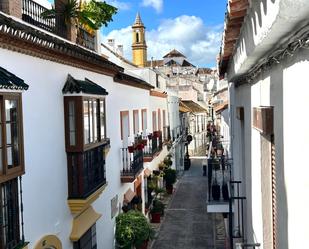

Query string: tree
[41,0,117,31]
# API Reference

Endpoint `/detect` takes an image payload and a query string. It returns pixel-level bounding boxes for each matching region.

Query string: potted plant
[150,199,165,223]
[147,133,153,140]
[115,210,154,249]
[158,162,166,171]
[163,156,172,167]
[128,145,135,153]
[163,168,176,194]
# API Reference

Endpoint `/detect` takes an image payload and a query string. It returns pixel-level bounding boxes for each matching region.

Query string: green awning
[0,66,29,90]
[62,74,108,95]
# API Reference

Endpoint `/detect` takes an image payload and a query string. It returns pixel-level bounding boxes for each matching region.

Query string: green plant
[115,210,154,249]
[150,199,165,215]
[163,156,172,167]
[41,0,117,30]
[163,168,176,186]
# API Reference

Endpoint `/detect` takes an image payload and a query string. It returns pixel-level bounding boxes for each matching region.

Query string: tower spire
[133,12,144,26]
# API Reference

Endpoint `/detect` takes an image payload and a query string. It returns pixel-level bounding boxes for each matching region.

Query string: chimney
[0,0,22,18]
[117,45,124,56]
[108,39,115,50]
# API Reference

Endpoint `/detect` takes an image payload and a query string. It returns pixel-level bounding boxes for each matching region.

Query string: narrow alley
[151,159,226,249]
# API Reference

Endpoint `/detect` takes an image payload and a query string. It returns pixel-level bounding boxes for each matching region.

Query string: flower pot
[137,240,148,249]
[137,144,144,150]
[148,134,153,140]
[142,139,147,146]
[128,146,135,153]
[166,184,173,194]
[151,212,161,223]
[212,184,220,201]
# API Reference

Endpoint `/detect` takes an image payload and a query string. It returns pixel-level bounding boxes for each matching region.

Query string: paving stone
[151,159,227,249]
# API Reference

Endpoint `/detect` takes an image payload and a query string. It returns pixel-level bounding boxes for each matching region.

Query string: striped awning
[0,66,29,90]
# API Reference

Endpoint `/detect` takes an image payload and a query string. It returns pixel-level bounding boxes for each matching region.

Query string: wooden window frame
[64,96,107,153]
[133,110,139,135]
[0,93,25,184]
[120,111,130,140]
[141,109,147,131]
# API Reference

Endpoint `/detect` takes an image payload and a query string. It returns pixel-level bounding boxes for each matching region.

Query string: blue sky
[48,0,227,67]
[102,0,227,67]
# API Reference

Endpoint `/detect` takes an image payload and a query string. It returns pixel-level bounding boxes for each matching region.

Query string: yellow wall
[133,48,147,67]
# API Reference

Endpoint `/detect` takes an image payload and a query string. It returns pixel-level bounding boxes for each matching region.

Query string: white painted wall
[0,46,162,249]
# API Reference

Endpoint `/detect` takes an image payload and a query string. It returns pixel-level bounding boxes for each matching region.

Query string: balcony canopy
[62,74,108,96]
[180,100,208,114]
[0,66,29,90]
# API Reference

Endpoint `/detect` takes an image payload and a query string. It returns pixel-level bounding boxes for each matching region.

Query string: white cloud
[141,0,163,13]
[105,0,131,10]
[102,15,223,67]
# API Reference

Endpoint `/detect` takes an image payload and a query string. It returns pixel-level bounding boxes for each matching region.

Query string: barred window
[73,225,97,249]
[0,178,21,249]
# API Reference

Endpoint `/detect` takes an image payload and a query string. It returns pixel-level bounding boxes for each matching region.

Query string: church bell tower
[132,12,147,67]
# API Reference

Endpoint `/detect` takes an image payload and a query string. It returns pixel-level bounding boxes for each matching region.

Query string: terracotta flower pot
[128,146,135,153]
[151,212,161,223]
[137,240,149,249]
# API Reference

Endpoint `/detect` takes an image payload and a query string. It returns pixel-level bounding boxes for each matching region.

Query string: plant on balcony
[115,210,154,249]
[150,199,165,223]
[147,133,153,140]
[128,145,135,153]
[41,0,117,31]
[163,168,176,194]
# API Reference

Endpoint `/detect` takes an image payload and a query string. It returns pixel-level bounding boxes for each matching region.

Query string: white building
[0,2,170,249]
[218,0,309,248]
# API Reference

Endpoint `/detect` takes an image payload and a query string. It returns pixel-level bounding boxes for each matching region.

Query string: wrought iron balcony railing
[77,27,95,51]
[67,143,108,199]
[121,147,144,183]
[143,131,163,159]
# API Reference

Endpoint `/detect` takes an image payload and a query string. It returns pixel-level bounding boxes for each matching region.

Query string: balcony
[120,146,144,183]
[67,144,107,199]
[77,27,96,51]
[143,131,163,162]
[21,0,95,50]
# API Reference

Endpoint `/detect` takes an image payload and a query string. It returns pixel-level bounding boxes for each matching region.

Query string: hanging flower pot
[148,134,153,140]
[142,139,148,146]
[128,146,135,153]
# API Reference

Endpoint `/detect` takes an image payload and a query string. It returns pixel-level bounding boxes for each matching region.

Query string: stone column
[0,0,22,18]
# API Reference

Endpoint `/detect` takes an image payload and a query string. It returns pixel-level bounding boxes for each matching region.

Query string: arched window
[136,32,139,43]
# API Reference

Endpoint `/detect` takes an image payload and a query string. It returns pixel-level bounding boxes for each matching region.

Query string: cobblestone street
[151,159,226,249]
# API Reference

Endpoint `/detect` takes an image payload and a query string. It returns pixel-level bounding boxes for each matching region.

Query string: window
[141,109,147,133]
[0,94,24,183]
[152,111,157,131]
[133,110,139,135]
[157,109,161,131]
[0,178,22,249]
[73,225,97,249]
[64,96,106,152]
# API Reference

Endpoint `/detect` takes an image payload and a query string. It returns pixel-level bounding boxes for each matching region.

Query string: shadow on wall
[231,0,278,77]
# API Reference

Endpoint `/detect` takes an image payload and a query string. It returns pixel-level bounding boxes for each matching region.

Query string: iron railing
[121,147,144,177]
[0,177,27,249]
[143,131,163,157]
[77,27,95,51]
[68,144,107,199]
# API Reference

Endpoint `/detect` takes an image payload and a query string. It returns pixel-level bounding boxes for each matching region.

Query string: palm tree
[41,0,117,32]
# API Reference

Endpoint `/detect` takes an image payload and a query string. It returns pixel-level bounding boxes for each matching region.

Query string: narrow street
[151,159,226,249]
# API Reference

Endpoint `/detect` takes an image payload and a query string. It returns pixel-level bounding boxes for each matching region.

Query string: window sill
[83,138,110,152]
